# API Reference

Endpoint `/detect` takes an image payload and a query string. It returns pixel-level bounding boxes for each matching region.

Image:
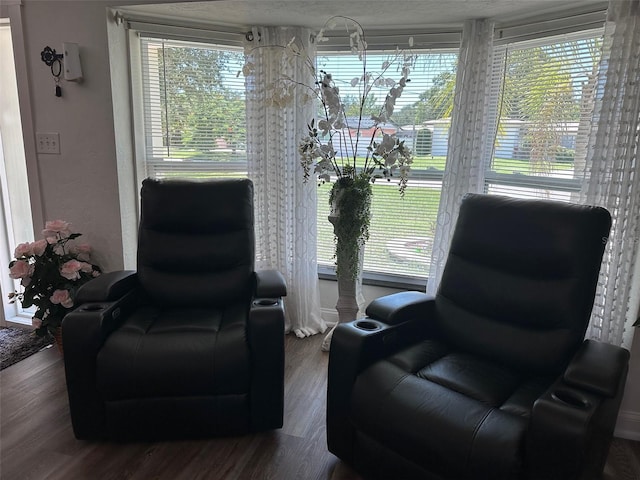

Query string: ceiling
[119,0,608,30]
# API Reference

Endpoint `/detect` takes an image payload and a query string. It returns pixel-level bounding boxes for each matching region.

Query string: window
[133,27,459,285]
[484,28,604,201]
[315,50,458,284]
[137,36,247,179]
[0,19,34,325]
[132,24,605,286]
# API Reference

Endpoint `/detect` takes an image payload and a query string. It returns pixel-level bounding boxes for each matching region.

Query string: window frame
[0,17,37,326]
[482,27,605,201]
[132,33,248,184]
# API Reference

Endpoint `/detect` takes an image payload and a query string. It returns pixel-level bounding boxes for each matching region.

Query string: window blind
[484,28,604,202]
[131,18,608,286]
[494,9,606,45]
[314,51,458,281]
[139,36,247,179]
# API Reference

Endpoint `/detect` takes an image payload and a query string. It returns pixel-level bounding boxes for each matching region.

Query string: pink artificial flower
[9,260,31,279]
[13,242,32,258]
[79,262,94,273]
[32,239,48,256]
[50,289,73,308]
[44,219,71,233]
[60,259,82,280]
[42,220,72,243]
[32,317,43,329]
[70,243,92,261]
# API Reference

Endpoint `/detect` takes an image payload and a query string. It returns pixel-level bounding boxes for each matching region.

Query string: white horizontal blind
[314,50,458,280]
[139,36,247,179]
[485,29,604,201]
[494,10,606,45]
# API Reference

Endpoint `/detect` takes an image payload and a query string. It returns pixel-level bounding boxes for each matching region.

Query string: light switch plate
[36,133,60,154]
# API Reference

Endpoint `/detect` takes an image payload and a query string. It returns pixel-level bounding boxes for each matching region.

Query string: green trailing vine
[329,172,372,281]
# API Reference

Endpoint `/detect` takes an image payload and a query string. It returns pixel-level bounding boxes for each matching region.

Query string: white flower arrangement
[246,16,416,194]
[244,17,416,282]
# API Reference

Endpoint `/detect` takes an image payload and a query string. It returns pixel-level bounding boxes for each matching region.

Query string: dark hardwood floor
[0,333,356,480]
[1,332,639,480]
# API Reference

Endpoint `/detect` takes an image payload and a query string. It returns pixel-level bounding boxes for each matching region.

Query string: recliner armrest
[61,289,138,440]
[64,294,136,345]
[247,293,285,431]
[365,291,435,325]
[327,315,429,463]
[563,339,630,397]
[254,270,287,298]
[75,270,138,304]
[526,339,630,480]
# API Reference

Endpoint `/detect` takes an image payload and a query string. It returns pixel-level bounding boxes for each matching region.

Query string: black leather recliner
[62,177,286,441]
[327,194,630,480]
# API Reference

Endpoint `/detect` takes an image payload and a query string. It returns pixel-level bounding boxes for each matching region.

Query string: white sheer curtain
[244,27,327,337]
[580,0,640,349]
[426,19,495,295]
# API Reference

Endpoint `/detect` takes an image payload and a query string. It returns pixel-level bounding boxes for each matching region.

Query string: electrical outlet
[36,133,60,154]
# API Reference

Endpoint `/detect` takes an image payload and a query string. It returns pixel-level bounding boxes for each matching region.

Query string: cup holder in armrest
[551,388,591,409]
[354,320,381,331]
[253,298,278,307]
[80,303,106,312]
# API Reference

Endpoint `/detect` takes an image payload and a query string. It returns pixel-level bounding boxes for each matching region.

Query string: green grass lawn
[411,155,574,175]
[411,155,447,170]
[159,150,574,177]
[152,152,575,278]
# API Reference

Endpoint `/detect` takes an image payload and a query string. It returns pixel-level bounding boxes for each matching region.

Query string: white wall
[10,0,640,440]
[14,0,184,271]
[18,0,124,270]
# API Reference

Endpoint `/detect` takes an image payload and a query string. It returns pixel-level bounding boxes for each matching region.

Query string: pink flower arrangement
[50,289,74,308]
[8,220,101,337]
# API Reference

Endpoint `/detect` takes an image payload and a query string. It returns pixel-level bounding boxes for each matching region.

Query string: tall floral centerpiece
[245,17,414,348]
[8,220,101,349]
[298,18,414,348]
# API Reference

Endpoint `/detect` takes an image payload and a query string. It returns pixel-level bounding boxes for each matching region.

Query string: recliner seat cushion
[350,339,554,479]
[96,304,250,400]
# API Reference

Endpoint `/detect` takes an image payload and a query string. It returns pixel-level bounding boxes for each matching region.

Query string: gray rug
[0,327,54,370]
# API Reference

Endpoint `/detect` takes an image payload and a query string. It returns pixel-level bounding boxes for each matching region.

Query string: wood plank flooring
[1,332,639,480]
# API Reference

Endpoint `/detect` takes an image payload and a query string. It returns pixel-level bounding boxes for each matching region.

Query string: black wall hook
[40,46,63,67]
[41,46,64,96]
